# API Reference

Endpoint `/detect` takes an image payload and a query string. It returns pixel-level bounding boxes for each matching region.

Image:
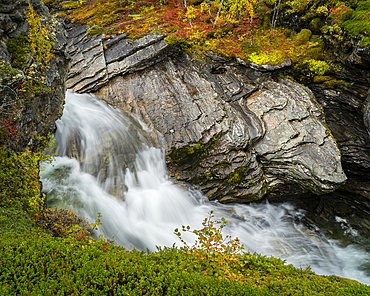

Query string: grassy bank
[1,200,370,295]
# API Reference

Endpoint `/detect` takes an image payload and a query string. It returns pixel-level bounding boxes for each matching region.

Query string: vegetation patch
[63,0,328,66]
[0,61,22,81]
[340,0,370,45]
[303,59,330,75]
[0,211,369,295]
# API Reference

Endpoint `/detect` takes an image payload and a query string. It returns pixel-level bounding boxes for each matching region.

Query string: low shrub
[35,207,86,237]
[303,59,330,75]
[0,217,369,295]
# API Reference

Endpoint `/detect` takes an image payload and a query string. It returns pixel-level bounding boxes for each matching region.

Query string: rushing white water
[41,91,370,285]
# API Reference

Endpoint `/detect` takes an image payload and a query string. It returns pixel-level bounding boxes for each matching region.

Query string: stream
[40,91,370,285]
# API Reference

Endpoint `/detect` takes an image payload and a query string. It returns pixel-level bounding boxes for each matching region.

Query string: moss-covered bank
[1,207,370,295]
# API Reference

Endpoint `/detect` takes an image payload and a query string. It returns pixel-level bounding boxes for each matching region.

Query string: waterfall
[40,91,370,285]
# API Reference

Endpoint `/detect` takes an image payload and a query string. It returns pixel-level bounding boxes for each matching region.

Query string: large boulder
[65,26,346,203]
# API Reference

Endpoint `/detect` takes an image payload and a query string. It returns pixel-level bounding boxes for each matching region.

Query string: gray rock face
[66,26,346,202]
[364,91,370,136]
[0,0,69,151]
[65,27,171,93]
[249,58,292,72]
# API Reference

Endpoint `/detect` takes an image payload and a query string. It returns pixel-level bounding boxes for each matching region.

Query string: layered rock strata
[66,26,346,203]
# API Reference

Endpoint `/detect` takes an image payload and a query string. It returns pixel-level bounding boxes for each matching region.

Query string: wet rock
[247,79,346,194]
[65,26,346,203]
[91,51,346,202]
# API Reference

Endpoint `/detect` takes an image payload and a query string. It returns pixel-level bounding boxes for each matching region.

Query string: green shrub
[286,0,308,13]
[0,219,369,295]
[175,211,245,281]
[35,207,86,237]
[0,202,36,235]
[0,133,55,214]
[329,5,353,24]
[0,147,42,213]
[303,59,330,75]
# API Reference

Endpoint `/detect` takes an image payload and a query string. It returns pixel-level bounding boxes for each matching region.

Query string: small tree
[174,211,245,280]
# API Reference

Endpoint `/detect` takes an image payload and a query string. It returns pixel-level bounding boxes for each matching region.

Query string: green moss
[87,25,104,36]
[168,141,204,165]
[0,61,21,81]
[249,51,286,66]
[341,1,370,45]
[7,33,31,69]
[227,171,241,184]
[295,29,312,45]
[215,161,232,169]
[60,0,81,9]
[303,59,330,75]
[313,75,331,83]
[310,18,324,32]
[322,79,353,89]
[286,0,308,13]
[169,134,222,171]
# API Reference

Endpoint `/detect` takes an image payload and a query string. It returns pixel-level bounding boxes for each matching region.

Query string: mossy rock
[310,18,325,32]
[7,33,31,70]
[313,75,331,83]
[341,1,370,45]
[0,61,22,81]
[60,0,81,10]
[295,29,312,45]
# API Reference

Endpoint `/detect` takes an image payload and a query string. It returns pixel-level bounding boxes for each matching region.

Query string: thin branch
[270,0,278,38]
[270,0,282,40]
[208,0,212,19]
[224,12,231,26]
[250,15,254,46]
[213,0,225,28]
[188,19,193,37]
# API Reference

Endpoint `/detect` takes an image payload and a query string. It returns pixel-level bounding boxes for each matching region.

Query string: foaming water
[40,91,370,285]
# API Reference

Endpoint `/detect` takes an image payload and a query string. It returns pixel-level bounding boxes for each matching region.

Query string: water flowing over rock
[65,26,346,202]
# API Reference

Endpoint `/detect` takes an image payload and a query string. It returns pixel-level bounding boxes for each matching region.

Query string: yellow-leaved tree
[210,0,256,45]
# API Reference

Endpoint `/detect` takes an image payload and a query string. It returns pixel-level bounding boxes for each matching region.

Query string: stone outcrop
[65,26,172,93]
[365,91,370,136]
[0,0,69,151]
[66,26,346,203]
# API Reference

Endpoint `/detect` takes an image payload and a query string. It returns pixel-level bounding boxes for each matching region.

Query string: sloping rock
[65,26,346,202]
[65,27,171,93]
[92,52,346,202]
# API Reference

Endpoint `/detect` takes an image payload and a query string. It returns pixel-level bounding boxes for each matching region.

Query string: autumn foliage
[66,0,309,64]
[174,211,247,281]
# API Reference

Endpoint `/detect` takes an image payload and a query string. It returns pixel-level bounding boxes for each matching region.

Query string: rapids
[40,91,370,284]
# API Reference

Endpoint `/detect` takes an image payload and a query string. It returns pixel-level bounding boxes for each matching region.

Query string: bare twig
[213,0,225,28]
